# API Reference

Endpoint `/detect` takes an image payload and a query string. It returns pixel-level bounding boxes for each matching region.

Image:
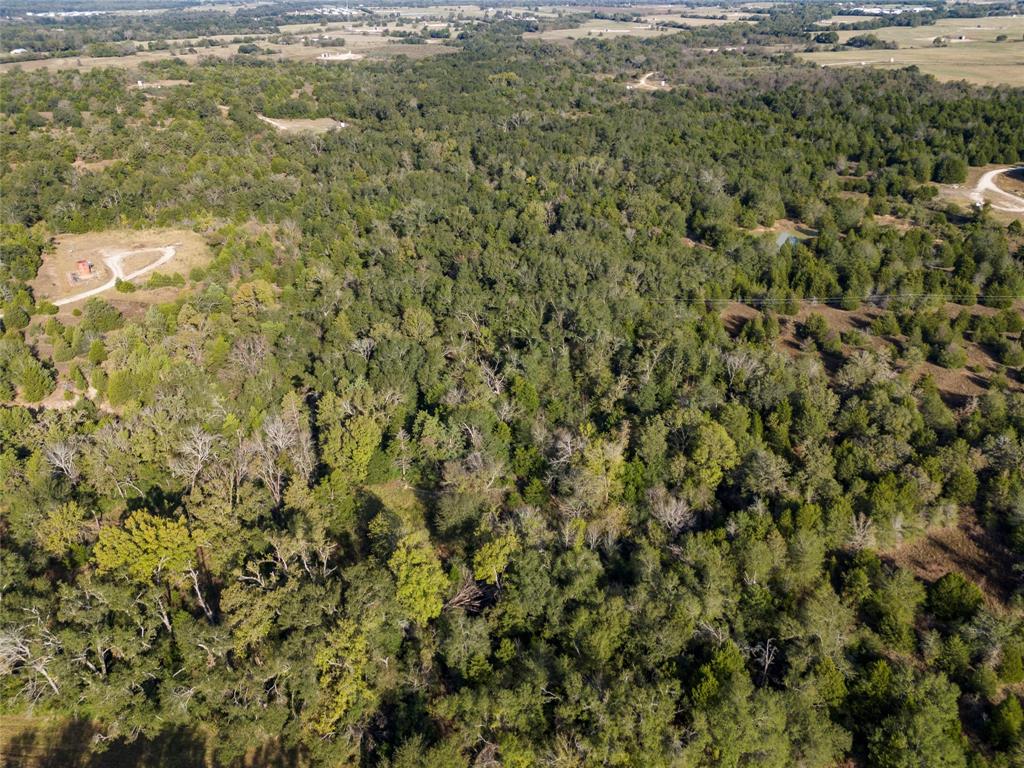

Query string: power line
[640,294,1024,306]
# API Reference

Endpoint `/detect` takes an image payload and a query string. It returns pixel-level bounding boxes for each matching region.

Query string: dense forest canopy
[1,4,1023,767]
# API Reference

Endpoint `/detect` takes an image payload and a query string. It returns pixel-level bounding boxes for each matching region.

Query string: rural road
[54,245,178,307]
[969,166,1024,213]
[635,71,669,91]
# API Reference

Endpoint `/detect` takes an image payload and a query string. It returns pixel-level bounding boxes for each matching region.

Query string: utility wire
[643,294,1024,306]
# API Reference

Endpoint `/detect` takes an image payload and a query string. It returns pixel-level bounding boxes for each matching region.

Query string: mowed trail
[970,166,1024,213]
[54,245,177,307]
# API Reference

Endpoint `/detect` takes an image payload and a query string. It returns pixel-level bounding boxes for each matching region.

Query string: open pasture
[833,16,1024,47]
[800,16,1024,86]
[526,19,676,42]
[0,26,456,74]
[800,39,1024,86]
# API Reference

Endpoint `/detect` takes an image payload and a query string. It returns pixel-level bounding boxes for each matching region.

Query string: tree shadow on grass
[2,720,205,768]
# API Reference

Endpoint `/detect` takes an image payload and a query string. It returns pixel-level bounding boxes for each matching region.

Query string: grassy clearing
[0,33,454,74]
[31,229,209,310]
[835,16,1024,47]
[800,16,1024,86]
[800,40,1024,86]
[883,510,1021,609]
[526,19,677,42]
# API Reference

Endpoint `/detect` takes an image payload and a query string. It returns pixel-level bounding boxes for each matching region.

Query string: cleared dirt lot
[31,229,209,308]
[628,70,672,91]
[257,114,347,133]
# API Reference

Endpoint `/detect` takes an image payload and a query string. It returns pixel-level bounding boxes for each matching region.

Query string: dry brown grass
[799,39,1024,87]
[995,167,1024,197]
[32,229,210,311]
[72,158,117,172]
[526,19,676,42]
[882,510,1021,608]
[721,297,1024,403]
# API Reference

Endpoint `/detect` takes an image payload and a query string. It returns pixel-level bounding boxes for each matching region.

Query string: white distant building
[318,50,363,60]
[851,6,930,15]
[26,10,107,17]
[289,6,365,17]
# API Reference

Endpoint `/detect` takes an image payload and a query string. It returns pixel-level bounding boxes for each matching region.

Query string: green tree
[927,572,983,624]
[933,155,968,184]
[37,501,88,557]
[94,511,196,585]
[389,533,447,625]
[15,354,54,402]
[989,695,1023,749]
[473,531,518,586]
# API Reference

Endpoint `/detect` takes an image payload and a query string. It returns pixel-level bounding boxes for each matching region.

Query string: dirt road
[969,166,1024,213]
[634,71,670,91]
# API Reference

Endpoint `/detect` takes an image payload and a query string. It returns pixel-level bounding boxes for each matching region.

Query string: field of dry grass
[835,16,1024,47]
[0,31,455,74]
[883,510,1021,608]
[526,19,677,42]
[800,17,1024,86]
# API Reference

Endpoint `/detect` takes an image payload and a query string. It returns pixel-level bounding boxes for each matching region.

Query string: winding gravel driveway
[53,245,178,307]
[969,166,1024,214]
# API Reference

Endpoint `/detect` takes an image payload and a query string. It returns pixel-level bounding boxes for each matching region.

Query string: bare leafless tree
[187,567,215,621]
[0,620,62,702]
[351,336,376,361]
[230,334,269,378]
[444,567,484,613]
[647,485,695,535]
[43,438,81,482]
[722,349,761,389]
[479,361,504,396]
[250,434,285,505]
[847,513,876,551]
[171,426,221,493]
[394,428,413,481]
